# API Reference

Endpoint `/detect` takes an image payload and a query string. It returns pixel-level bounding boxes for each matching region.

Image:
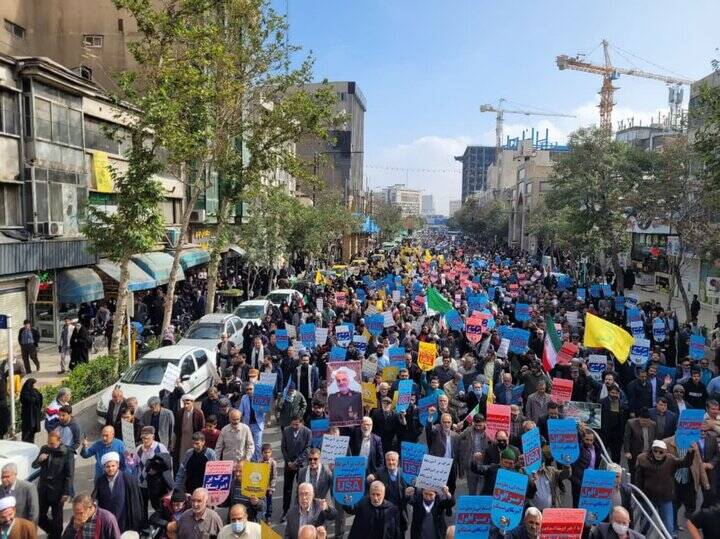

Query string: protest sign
[521,427,542,474]
[515,303,530,322]
[260,522,282,539]
[496,338,510,359]
[578,469,615,524]
[401,441,427,484]
[361,358,377,380]
[551,378,574,405]
[161,362,180,393]
[333,456,367,506]
[563,401,601,429]
[418,394,438,424]
[548,418,580,465]
[275,329,289,351]
[335,324,352,347]
[539,508,586,539]
[486,404,511,440]
[690,335,705,360]
[335,291,347,308]
[285,323,297,339]
[203,460,234,505]
[614,295,625,312]
[627,307,641,323]
[121,420,136,454]
[557,342,579,366]
[361,382,377,409]
[446,309,465,331]
[601,284,613,297]
[576,288,586,301]
[508,328,530,354]
[251,384,274,414]
[327,361,363,426]
[241,462,270,498]
[356,288,367,303]
[587,355,607,382]
[392,290,401,303]
[388,346,405,362]
[630,320,644,338]
[653,318,666,342]
[491,469,528,532]
[352,335,368,357]
[511,384,525,405]
[382,311,395,328]
[367,314,385,337]
[630,338,650,365]
[299,323,316,349]
[320,434,350,465]
[330,346,347,361]
[415,455,453,493]
[418,341,437,371]
[590,284,601,298]
[396,379,413,413]
[455,495,492,539]
[311,418,330,448]
[315,327,329,347]
[566,311,579,328]
[677,409,705,452]
[259,372,277,390]
[466,315,484,344]
[316,298,323,311]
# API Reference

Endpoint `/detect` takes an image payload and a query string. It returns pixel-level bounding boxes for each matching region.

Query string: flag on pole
[584,312,634,363]
[543,314,562,372]
[464,403,480,425]
[425,286,453,316]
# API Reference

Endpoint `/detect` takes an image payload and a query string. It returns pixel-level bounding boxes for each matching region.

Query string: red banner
[551,378,574,405]
[540,508,586,539]
[486,404,511,440]
[556,342,579,366]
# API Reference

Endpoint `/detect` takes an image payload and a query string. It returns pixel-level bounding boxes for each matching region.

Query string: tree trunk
[109,258,131,367]
[672,262,692,323]
[161,169,205,334]
[205,198,233,314]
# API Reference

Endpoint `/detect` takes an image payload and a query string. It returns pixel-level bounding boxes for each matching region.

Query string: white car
[265,288,304,308]
[178,313,245,350]
[0,441,40,481]
[234,299,273,326]
[96,345,216,425]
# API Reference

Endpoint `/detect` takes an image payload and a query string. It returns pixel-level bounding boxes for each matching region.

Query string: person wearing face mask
[588,506,644,539]
[218,503,261,538]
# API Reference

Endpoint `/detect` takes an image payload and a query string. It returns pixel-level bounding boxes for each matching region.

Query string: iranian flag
[464,403,480,425]
[542,314,562,372]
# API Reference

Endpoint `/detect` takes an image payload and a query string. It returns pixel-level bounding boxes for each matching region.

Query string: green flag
[426,286,453,315]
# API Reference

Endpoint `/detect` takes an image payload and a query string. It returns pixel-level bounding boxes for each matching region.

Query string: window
[80,66,93,81]
[161,198,182,224]
[0,183,22,226]
[0,91,19,135]
[180,357,195,377]
[82,35,103,48]
[193,350,208,368]
[4,20,25,39]
[34,96,83,147]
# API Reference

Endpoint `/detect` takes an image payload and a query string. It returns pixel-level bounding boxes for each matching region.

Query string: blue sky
[278,0,720,214]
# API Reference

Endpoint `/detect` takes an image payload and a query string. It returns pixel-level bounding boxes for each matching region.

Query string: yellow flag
[361,382,377,409]
[92,151,113,193]
[315,270,323,285]
[382,366,399,382]
[261,521,283,539]
[583,312,634,363]
[418,341,437,371]
[241,462,270,498]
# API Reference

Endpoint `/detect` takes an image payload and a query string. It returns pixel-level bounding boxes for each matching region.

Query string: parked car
[0,441,40,481]
[96,345,215,425]
[265,288,304,308]
[178,313,245,350]
[233,299,273,327]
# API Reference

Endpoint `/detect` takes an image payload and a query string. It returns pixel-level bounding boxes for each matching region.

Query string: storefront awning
[179,247,210,271]
[57,268,105,304]
[131,252,185,286]
[96,259,157,292]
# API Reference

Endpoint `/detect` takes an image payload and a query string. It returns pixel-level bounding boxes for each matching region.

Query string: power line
[365,164,462,175]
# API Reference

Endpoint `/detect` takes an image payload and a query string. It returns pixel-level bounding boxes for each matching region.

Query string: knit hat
[500,448,517,461]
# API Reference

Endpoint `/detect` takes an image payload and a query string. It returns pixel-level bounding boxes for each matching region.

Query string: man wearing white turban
[93,451,144,533]
[0,496,36,538]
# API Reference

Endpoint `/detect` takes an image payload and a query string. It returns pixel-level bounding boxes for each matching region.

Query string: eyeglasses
[308,457,319,461]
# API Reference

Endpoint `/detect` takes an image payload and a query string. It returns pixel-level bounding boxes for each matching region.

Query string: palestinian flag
[542,314,562,372]
[425,286,453,316]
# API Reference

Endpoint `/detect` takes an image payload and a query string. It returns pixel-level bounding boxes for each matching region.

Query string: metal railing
[588,428,672,539]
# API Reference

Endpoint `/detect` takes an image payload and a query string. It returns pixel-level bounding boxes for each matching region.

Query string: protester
[33,431,73,538]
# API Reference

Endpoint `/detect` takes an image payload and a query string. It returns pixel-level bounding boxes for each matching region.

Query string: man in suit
[649,397,678,439]
[494,372,516,405]
[105,387,128,434]
[280,416,312,520]
[296,448,332,501]
[589,506,645,539]
[698,423,719,507]
[290,353,320,419]
[283,482,335,539]
[350,416,384,476]
[92,451,143,533]
[344,481,402,539]
[369,397,401,454]
[425,413,460,494]
[0,463,38,523]
[142,397,175,450]
[367,451,409,535]
[623,409,657,479]
[405,485,455,539]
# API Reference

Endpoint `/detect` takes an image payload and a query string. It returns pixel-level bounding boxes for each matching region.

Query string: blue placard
[491,469,528,532]
[487,287,496,300]
[351,335,367,357]
[630,320,645,338]
[652,318,666,343]
[577,288,586,301]
[511,384,524,405]
[413,282,424,296]
[508,328,530,354]
[311,418,330,448]
[333,456,367,506]
[627,307,641,323]
[418,394,438,424]
[336,325,352,347]
[330,346,347,361]
[601,284,613,297]
[387,346,404,362]
[629,338,651,366]
[300,323,316,349]
[396,380,413,413]
[521,427,542,474]
[446,309,465,331]
[548,418,579,465]
[275,329,289,351]
[656,365,676,385]
[397,285,406,297]
[455,495,492,539]
[356,288,366,303]
[468,293,489,312]
[590,284,601,298]
[579,469,616,524]
[252,384,274,414]
[690,335,705,360]
[401,441,427,485]
[515,303,530,322]
[614,295,625,312]
[677,409,705,452]
[203,471,232,492]
[367,314,385,337]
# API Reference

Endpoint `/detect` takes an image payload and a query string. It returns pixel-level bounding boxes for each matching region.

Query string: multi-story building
[448,200,462,217]
[374,185,423,217]
[454,146,496,201]
[421,194,435,216]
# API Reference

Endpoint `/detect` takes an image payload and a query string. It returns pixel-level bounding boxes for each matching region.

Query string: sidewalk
[29,342,104,390]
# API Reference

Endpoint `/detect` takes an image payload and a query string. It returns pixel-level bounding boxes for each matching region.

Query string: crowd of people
[6,231,720,539]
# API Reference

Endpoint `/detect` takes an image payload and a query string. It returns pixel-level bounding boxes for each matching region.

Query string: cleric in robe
[91,451,144,532]
[327,366,363,426]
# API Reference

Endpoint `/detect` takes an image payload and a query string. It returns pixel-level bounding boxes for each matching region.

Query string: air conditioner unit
[190,209,206,223]
[34,222,64,236]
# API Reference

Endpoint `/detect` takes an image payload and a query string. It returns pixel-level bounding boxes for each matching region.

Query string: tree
[543,127,654,290]
[374,201,404,241]
[448,198,509,245]
[693,59,720,190]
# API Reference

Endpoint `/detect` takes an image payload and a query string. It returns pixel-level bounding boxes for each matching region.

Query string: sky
[277,0,720,215]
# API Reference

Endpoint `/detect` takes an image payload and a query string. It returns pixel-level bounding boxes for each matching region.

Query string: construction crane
[556,39,694,131]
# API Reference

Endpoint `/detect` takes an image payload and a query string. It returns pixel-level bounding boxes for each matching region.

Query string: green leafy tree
[693,59,720,190]
[448,198,509,245]
[374,201,404,241]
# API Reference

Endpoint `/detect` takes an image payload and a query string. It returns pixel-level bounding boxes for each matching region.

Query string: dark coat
[407,491,455,539]
[70,326,91,365]
[32,443,73,503]
[345,498,403,539]
[589,522,645,539]
[172,408,205,462]
[19,383,43,437]
[92,471,144,532]
[349,429,384,474]
[17,327,39,347]
[105,399,128,431]
[373,468,410,530]
[648,408,678,439]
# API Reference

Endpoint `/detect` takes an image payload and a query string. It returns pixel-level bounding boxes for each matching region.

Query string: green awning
[179,247,210,271]
[131,252,185,286]
[96,259,157,292]
[57,268,104,304]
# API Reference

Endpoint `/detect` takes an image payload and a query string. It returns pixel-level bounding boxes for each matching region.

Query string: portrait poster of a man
[327,361,363,426]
